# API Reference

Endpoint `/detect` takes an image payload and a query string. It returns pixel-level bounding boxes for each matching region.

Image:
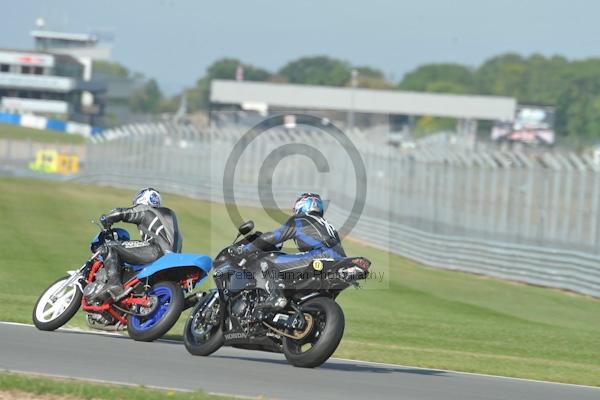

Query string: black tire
[33,276,83,331]
[183,293,224,356]
[127,281,184,342]
[283,297,345,368]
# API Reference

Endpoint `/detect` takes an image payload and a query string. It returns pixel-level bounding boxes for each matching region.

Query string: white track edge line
[329,356,600,390]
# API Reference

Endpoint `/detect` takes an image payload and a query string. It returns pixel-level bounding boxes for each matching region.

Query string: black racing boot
[105,278,125,302]
[91,275,124,303]
[98,248,125,302]
[256,268,287,312]
[262,283,287,310]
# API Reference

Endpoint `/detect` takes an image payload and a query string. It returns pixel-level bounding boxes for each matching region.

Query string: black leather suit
[100,205,182,288]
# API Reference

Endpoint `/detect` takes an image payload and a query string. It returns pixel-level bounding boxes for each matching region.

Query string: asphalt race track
[1,322,598,400]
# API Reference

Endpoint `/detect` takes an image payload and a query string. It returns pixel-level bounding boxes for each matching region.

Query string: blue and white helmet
[293,192,324,216]
[132,187,161,208]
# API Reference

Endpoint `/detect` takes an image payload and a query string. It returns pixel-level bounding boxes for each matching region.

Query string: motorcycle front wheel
[283,296,345,368]
[183,292,224,356]
[33,275,83,331]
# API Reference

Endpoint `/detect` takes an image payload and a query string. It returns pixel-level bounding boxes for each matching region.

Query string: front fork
[50,251,102,301]
[49,268,87,303]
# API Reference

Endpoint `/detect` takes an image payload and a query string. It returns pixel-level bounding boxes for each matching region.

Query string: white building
[0,22,110,124]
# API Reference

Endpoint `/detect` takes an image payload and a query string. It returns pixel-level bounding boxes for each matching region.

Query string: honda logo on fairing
[224,332,247,340]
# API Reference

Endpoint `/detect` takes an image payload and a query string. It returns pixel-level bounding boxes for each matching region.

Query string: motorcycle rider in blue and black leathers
[234,193,346,311]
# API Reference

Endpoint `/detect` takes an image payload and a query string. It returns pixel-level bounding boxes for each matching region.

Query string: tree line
[97,54,600,140]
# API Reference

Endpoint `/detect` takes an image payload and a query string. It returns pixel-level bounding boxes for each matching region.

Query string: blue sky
[2,0,599,94]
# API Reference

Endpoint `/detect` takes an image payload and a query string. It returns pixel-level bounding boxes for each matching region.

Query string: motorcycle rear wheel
[127,281,184,342]
[283,296,345,368]
[33,275,82,331]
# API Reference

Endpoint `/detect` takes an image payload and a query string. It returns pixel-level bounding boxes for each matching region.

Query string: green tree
[424,80,472,94]
[206,58,270,81]
[399,63,476,93]
[476,53,528,97]
[129,79,163,113]
[187,58,271,111]
[398,64,476,134]
[278,56,351,86]
[355,66,386,80]
[475,53,569,104]
[353,66,394,89]
[555,60,600,139]
[518,54,569,104]
[175,53,600,140]
[415,115,456,135]
[92,61,130,78]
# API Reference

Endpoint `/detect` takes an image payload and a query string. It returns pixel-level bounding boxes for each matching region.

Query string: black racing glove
[99,214,112,229]
[227,244,245,257]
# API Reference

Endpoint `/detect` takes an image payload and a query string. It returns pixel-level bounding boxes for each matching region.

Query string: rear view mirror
[238,220,254,235]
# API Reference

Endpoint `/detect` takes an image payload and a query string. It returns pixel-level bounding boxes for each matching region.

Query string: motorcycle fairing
[130,253,212,286]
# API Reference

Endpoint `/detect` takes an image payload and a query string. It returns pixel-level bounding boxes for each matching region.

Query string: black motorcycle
[183,220,371,368]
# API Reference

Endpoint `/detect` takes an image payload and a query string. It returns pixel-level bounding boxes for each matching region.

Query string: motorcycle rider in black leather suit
[96,188,182,301]
[235,193,346,311]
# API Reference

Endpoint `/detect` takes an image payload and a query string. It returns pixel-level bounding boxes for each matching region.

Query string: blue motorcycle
[33,224,212,342]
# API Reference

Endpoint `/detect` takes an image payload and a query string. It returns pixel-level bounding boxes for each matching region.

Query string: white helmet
[132,187,161,207]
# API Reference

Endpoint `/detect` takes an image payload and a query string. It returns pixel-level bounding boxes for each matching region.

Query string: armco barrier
[329,208,600,297]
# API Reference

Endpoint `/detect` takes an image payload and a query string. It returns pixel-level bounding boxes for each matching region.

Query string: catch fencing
[80,120,600,297]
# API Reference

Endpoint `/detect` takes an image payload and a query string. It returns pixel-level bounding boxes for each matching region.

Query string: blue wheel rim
[130,285,173,332]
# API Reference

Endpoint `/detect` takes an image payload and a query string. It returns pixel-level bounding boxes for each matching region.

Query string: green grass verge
[0,177,599,386]
[0,371,233,399]
[0,123,84,145]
